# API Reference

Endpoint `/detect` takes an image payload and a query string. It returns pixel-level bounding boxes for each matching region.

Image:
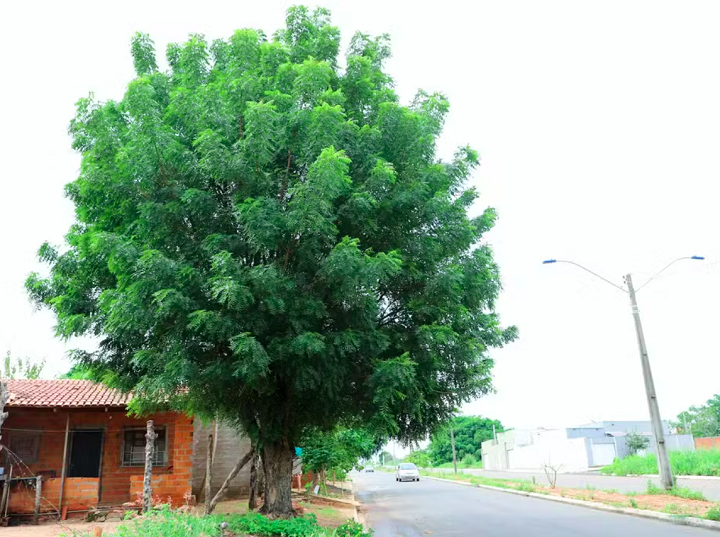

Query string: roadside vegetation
[433,456,483,469]
[75,509,369,537]
[425,416,501,466]
[602,450,720,477]
[389,416,498,469]
[674,394,720,437]
[416,470,720,520]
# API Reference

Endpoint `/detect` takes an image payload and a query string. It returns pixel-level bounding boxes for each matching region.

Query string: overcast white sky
[2,1,719,433]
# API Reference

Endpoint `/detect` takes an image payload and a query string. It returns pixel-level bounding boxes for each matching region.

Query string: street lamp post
[542,256,704,490]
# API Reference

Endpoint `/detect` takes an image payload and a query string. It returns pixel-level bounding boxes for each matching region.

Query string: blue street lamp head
[691,256,705,260]
[542,259,557,264]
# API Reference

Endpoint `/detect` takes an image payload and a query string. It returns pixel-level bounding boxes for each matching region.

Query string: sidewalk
[428,468,720,501]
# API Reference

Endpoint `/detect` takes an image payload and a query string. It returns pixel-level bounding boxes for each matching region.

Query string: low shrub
[644,480,706,501]
[101,509,371,537]
[706,505,720,521]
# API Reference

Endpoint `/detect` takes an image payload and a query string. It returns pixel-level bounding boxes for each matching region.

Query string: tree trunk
[259,437,295,518]
[248,450,259,510]
[256,452,265,500]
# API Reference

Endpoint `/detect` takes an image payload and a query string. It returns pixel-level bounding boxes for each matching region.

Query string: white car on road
[395,463,420,482]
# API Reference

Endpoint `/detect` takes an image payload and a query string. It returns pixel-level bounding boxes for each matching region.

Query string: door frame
[67,428,105,480]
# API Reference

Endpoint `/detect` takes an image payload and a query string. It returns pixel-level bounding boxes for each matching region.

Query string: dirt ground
[210,496,355,528]
[486,477,716,517]
[546,486,714,517]
[0,519,124,537]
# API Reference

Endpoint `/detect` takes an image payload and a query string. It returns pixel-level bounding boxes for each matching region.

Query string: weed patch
[706,505,720,521]
[95,509,370,537]
[645,480,706,501]
[603,451,720,477]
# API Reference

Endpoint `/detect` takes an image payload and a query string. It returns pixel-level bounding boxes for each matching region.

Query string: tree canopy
[300,426,380,485]
[675,395,720,438]
[403,449,432,468]
[26,6,515,515]
[427,416,503,465]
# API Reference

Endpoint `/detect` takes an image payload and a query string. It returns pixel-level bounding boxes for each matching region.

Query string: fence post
[33,475,42,524]
[143,420,157,513]
[204,433,213,515]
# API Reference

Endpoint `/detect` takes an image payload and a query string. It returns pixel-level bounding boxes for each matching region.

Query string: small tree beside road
[626,431,650,456]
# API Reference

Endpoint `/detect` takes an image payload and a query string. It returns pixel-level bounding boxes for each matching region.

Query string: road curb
[422,476,720,532]
[635,474,720,481]
[350,479,365,526]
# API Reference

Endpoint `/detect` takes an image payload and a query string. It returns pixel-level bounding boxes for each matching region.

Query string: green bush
[602,451,720,477]
[706,505,720,521]
[103,509,372,537]
[460,454,478,467]
[333,521,372,537]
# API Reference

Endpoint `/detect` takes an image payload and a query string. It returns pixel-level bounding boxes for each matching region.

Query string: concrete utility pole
[543,255,705,490]
[625,274,673,490]
[450,428,458,475]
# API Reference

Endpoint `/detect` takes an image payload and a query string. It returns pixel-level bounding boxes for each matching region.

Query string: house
[0,379,250,517]
[482,420,694,473]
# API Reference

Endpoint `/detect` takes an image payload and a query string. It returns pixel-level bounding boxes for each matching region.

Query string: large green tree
[427,416,503,465]
[675,395,720,438]
[26,6,515,516]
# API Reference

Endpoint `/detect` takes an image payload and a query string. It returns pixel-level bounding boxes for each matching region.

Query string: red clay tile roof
[4,379,130,408]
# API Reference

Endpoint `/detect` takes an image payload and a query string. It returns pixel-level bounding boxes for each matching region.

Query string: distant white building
[481,420,692,473]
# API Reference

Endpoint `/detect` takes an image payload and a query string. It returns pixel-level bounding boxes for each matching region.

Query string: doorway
[68,430,103,478]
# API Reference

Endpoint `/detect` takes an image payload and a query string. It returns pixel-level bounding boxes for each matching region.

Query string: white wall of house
[508,436,590,472]
[481,426,695,472]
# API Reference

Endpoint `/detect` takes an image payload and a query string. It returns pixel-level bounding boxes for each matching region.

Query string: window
[8,433,41,464]
[122,427,167,466]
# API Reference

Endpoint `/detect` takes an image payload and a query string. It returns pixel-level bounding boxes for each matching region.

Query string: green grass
[705,505,720,521]
[602,451,720,477]
[663,503,683,514]
[420,469,533,492]
[644,480,706,501]
[74,509,370,537]
[434,460,484,469]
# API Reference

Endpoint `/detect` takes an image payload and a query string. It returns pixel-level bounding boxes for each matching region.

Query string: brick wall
[192,421,252,499]
[8,478,99,514]
[695,437,720,450]
[128,473,191,507]
[2,408,194,511]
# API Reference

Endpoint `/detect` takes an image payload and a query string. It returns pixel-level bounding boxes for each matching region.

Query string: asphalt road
[428,468,720,501]
[353,471,717,536]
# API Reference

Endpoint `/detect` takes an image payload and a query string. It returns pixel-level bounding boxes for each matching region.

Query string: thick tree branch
[206,448,254,515]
